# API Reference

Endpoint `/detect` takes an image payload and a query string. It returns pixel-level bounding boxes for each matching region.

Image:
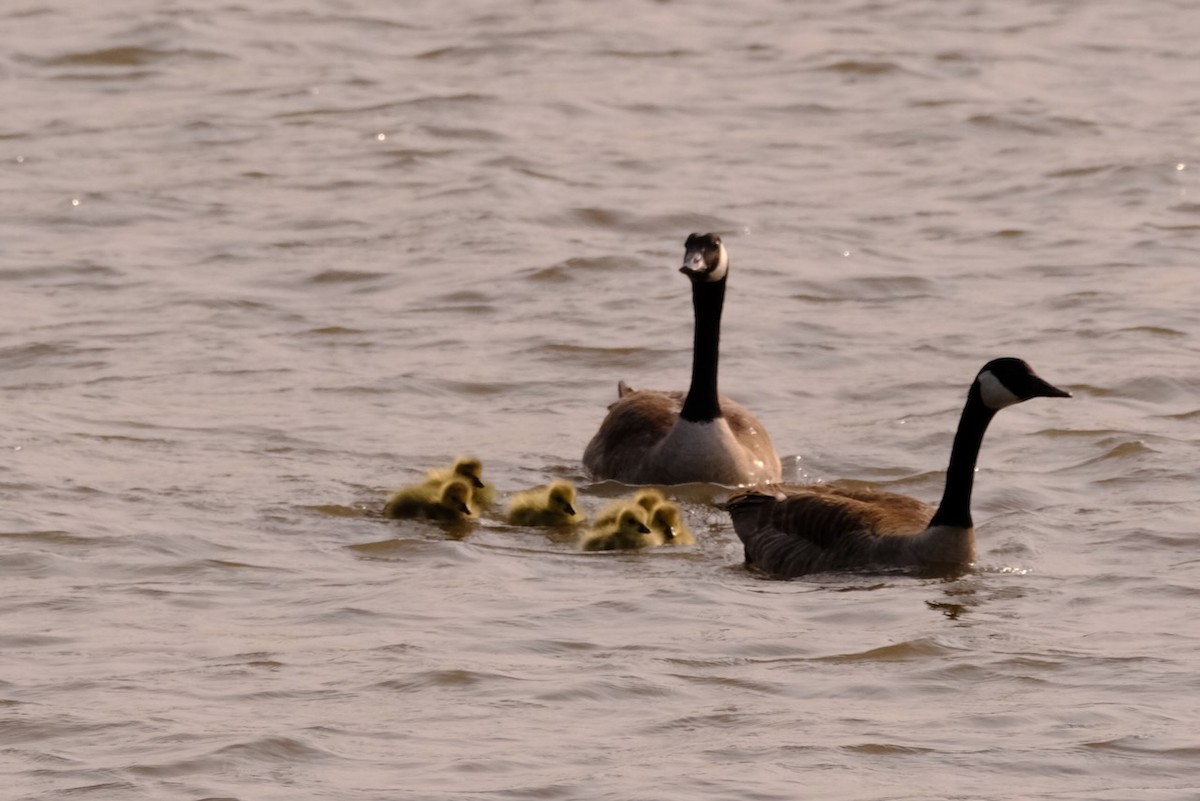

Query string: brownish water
[3,1,1200,799]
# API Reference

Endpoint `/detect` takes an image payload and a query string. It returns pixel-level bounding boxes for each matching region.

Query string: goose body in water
[725,358,1069,578]
[582,233,782,486]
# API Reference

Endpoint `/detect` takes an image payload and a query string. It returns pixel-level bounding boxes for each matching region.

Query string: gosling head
[681,233,728,283]
[547,481,578,517]
[440,479,474,516]
[452,457,486,489]
[974,358,1071,412]
[617,507,651,536]
[650,503,682,541]
[632,488,665,514]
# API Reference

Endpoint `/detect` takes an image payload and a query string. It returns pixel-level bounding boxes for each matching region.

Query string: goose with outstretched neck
[582,233,782,486]
[725,358,1070,578]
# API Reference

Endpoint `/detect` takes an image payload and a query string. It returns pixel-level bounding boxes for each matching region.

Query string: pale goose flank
[725,358,1069,578]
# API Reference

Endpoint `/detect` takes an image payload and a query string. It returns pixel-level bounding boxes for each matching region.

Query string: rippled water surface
[3,1,1200,799]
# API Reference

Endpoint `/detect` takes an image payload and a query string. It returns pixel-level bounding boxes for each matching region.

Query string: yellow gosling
[593,488,667,529]
[580,506,661,552]
[425,456,495,506]
[507,480,583,527]
[383,478,475,522]
[648,501,695,546]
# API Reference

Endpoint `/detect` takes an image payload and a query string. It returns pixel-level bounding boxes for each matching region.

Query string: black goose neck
[679,275,726,423]
[928,383,997,529]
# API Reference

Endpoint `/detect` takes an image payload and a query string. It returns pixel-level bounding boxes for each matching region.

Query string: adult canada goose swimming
[506,481,583,527]
[425,457,495,506]
[582,233,782,486]
[383,477,475,522]
[725,358,1069,578]
[580,506,659,551]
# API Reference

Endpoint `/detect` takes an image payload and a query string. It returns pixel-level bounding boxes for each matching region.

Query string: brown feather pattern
[725,483,953,578]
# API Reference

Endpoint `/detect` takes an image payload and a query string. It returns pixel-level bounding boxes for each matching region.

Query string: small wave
[306,326,365,336]
[0,262,121,284]
[524,256,629,281]
[1110,375,1200,403]
[818,59,903,76]
[816,274,937,302]
[545,207,737,236]
[303,503,373,518]
[42,46,225,67]
[207,735,338,765]
[1083,736,1200,759]
[841,742,936,755]
[0,341,111,370]
[420,124,505,143]
[816,637,956,664]
[372,668,524,693]
[535,675,673,703]
[348,537,477,561]
[0,529,96,546]
[308,269,387,284]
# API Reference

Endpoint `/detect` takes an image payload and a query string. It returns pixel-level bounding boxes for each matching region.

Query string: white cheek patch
[977,370,1021,410]
[707,243,729,281]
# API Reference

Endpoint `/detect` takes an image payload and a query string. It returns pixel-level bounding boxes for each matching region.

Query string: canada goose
[425,457,495,506]
[506,481,583,527]
[582,233,782,486]
[383,478,475,522]
[648,501,695,546]
[580,506,660,551]
[725,358,1070,578]
[593,488,667,529]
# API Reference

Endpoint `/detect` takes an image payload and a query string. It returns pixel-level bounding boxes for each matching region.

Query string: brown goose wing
[725,484,934,578]
[582,387,683,480]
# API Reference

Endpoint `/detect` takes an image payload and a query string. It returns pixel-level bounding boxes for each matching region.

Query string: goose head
[974,358,1071,411]
[547,481,578,517]
[681,233,728,283]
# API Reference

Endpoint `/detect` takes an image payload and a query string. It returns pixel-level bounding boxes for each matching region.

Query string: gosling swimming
[593,488,667,529]
[593,490,694,546]
[383,477,476,522]
[580,506,659,551]
[648,501,695,546]
[425,457,495,506]
[506,481,583,527]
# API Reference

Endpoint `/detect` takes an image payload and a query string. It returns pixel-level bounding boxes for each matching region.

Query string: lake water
[3,1,1200,799]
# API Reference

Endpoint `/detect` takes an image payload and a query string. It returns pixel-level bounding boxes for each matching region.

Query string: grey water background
[3,1,1200,799]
